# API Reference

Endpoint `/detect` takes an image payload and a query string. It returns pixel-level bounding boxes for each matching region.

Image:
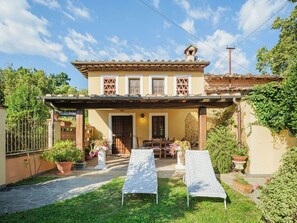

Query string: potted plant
[232,145,248,172]
[232,145,248,161]
[233,176,253,194]
[90,138,110,169]
[170,140,191,169]
[42,140,82,175]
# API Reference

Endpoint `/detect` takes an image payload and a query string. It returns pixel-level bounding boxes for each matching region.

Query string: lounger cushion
[122,149,158,194]
[186,150,226,199]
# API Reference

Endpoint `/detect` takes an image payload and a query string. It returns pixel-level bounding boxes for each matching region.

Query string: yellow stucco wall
[241,101,297,175]
[0,108,6,186]
[88,71,204,95]
[88,70,203,149]
[89,108,198,148]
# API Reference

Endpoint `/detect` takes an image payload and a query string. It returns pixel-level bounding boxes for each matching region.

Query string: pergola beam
[46,101,233,110]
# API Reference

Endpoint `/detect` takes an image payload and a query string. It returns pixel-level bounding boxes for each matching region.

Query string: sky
[0,0,295,89]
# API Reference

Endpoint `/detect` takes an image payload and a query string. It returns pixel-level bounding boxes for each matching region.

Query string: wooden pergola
[40,94,242,161]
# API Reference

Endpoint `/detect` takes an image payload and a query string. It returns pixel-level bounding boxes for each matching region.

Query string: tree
[256,1,297,75]
[1,66,87,121]
[3,67,51,121]
[48,72,81,95]
[49,72,71,87]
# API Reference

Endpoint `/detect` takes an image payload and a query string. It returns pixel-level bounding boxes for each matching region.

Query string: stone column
[0,106,7,187]
[198,107,207,150]
[76,109,85,162]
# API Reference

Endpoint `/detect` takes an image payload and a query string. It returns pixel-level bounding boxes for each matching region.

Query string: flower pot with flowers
[42,140,82,175]
[232,145,248,172]
[170,140,191,169]
[90,138,110,170]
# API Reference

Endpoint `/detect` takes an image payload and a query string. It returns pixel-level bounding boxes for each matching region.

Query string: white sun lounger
[185,150,227,209]
[122,149,158,205]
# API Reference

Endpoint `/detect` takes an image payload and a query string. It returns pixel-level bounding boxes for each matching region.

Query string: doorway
[112,116,133,154]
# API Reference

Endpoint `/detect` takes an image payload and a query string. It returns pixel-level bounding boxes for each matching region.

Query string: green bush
[42,140,82,162]
[205,126,237,173]
[259,147,297,223]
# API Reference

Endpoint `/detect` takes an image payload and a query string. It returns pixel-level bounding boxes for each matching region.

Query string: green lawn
[0,178,261,223]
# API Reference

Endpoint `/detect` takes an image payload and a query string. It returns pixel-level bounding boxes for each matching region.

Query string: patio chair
[122,149,158,205]
[162,140,174,158]
[185,150,227,209]
[151,139,162,158]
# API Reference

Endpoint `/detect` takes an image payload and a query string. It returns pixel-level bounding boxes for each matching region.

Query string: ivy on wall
[246,53,297,136]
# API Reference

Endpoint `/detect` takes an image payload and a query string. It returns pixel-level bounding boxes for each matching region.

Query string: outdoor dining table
[142,139,174,158]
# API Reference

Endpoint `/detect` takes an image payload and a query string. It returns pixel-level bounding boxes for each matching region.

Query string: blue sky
[0,0,295,89]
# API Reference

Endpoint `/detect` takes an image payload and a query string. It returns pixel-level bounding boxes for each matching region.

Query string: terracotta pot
[55,161,74,175]
[233,179,253,194]
[232,156,248,161]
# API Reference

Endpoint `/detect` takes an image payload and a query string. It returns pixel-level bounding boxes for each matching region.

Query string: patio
[85,154,185,179]
[0,155,266,216]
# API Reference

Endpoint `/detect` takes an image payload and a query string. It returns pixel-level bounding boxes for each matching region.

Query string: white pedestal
[232,160,246,172]
[94,149,107,170]
[175,148,185,170]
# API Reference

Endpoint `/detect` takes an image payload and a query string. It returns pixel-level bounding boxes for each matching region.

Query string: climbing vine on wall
[246,54,297,136]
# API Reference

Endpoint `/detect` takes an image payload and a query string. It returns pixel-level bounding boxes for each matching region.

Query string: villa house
[42,44,296,176]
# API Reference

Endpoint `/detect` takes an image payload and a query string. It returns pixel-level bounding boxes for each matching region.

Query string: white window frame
[100,75,119,95]
[125,75,143,95]
[108,113,137,152]
[149,113,168,139]
[174,74,192,96]
[149,74,168,95]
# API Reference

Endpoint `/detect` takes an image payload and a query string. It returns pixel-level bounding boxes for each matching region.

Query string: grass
[0,178,261,223]
[7,176,58,187]
[234,176,251,185]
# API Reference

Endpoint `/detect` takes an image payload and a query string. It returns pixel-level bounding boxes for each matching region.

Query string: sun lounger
[122,149,158,205]
[185,150,227,208]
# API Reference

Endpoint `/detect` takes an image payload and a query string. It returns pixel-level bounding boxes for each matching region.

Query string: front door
[112,116,133,154]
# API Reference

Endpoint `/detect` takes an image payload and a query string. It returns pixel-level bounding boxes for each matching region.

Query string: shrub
[205,126,237,173]
[258,147,297,223]
[42,140,82,162]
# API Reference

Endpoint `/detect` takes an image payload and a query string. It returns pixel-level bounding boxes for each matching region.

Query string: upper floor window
[103,77,116,95]
[176,78,189,95]
[129,78,140,95]
[152,78,164,95]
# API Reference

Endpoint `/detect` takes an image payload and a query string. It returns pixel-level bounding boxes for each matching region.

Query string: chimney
[184,44,198,61]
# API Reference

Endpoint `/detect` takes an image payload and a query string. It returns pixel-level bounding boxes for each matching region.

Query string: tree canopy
[256,2,297,75]
[0,66,86,121]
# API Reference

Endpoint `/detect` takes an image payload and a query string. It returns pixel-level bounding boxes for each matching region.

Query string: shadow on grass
[0,178,261,223]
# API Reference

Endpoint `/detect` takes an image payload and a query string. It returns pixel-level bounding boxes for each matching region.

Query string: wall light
[141,113,145,119]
